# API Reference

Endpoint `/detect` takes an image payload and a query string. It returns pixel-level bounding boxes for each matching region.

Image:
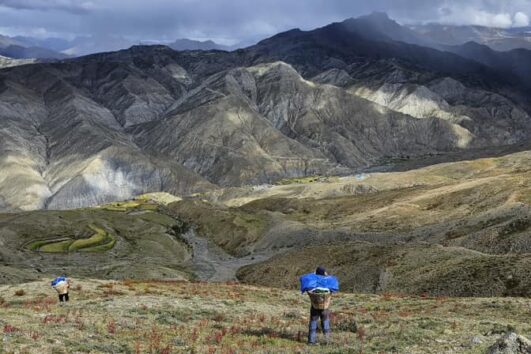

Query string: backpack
[52,276,67,288]
[308,290,332,310]
[51,276,67,287]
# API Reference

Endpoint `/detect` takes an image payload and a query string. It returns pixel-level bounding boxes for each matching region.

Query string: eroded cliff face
[0,27,530,211]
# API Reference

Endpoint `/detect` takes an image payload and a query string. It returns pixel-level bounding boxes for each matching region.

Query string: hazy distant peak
[169,38,228,51]
[408,23,531,51]
[358,11,392,21]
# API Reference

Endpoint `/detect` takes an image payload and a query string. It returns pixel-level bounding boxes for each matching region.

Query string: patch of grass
[81,237,116,253]
[139,203,160,211]
[39,240,73,253]
[167,200,268,256]
[26,240,54,251]
[98,198,167,213]
[100,200,144,212]
[68,225,108,251]
[137,212,176,227]
[275,176,338,186]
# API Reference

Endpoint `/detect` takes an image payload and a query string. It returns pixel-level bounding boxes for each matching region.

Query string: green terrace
[27,225,116,253]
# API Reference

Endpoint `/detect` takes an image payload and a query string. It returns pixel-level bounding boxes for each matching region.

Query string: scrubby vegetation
[237,243,531,297]
[1,279,529,353]
[98,198,160,212]
[167,200,269,256]
[275,176,339,185]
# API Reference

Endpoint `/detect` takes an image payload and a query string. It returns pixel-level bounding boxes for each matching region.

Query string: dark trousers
[58,293,69,302]
[308,307,331,344]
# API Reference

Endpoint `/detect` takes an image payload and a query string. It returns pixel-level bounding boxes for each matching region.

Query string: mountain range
[1,12,530,211]
[2,12,531,61]
[0,34,237,59]
[409,22,531,51]
[167,38,231,51]
[2,13,530,63]
[0,34,68,59]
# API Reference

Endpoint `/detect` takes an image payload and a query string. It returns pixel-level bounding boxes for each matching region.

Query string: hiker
[51,275,71,303]
[300,266,339,345]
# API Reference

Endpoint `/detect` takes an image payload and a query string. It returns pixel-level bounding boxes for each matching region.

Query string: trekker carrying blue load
[51,275,72,303]
[300,266,339,345]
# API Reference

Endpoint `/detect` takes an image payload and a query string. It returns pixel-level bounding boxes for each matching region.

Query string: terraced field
[28,225,116,253]
[0,195,192,283]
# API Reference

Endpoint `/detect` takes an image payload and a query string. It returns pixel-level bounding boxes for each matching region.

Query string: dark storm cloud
[0,0,529,43]
[0,0,95,14]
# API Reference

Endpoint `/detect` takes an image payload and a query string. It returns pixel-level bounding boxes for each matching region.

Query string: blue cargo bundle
[300,273,339,293]
[51,276,67,287]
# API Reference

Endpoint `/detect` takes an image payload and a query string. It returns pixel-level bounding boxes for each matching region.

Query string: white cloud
[437,5,515,28]
[513,11,530,26]
[435,2,531,28]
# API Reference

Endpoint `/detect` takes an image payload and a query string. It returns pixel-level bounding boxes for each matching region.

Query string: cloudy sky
[0,0,530,44]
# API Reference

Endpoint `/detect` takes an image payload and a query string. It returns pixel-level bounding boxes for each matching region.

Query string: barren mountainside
[1,15,531,211]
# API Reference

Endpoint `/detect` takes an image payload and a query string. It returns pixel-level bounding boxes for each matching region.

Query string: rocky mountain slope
[1,15,530,211]
[0,55,35,69]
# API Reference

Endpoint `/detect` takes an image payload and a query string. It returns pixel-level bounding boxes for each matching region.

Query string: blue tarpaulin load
[51,276,66,287]
[300,273,339,293]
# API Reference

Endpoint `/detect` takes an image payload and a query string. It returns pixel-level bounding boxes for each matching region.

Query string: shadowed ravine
[181,229,275,281]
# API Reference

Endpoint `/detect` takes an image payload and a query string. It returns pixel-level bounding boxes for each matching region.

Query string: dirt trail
[181,229,273,282]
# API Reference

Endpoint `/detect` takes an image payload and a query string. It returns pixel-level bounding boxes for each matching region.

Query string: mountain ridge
[1,15,530,211]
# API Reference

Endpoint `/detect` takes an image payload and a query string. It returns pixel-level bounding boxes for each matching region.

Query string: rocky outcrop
[0,55,35,69]
[486,332,531,354]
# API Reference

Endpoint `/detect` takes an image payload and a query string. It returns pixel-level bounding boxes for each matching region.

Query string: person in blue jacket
[306,266,332,345]
[51,275,71,303]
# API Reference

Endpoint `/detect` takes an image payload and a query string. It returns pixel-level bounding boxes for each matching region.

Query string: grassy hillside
[0,151,529,297]
[0,198,191,283]
[167,200,269,257]
[237,242,531,297]
[1,279,529,353]
[172,151,531,296]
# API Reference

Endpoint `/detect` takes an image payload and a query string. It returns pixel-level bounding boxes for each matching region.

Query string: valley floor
[0,279,529,353]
